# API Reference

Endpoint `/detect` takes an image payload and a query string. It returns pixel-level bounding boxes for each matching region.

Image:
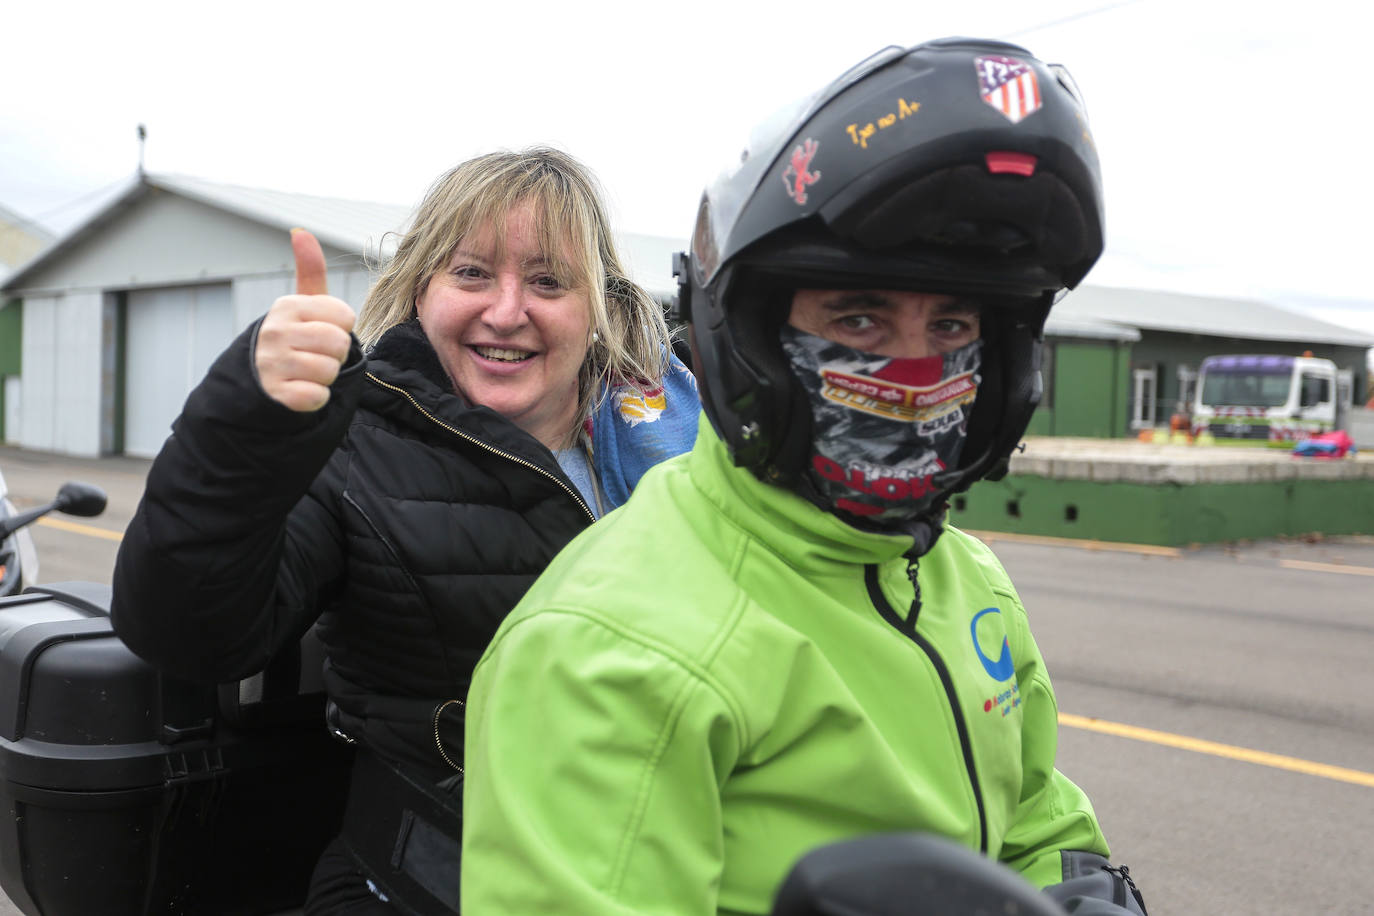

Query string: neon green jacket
[462,418,1110,915]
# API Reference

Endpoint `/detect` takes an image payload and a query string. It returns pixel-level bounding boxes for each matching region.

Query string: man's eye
[838,314,875,331]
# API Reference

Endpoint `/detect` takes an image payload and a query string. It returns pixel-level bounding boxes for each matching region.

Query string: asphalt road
[2,443,1372,914]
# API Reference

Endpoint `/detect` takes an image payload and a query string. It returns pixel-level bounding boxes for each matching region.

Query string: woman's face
[416,201,592,450]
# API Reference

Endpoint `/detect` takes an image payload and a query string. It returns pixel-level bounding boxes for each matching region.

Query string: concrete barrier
[949,437,1374,546]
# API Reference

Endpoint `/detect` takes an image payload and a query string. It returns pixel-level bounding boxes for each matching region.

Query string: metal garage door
[124,283,234,457]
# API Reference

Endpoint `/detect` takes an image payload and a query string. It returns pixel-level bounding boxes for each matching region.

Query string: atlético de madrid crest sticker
[975,55,1042,124]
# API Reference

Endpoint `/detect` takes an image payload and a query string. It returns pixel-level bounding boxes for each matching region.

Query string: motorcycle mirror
[771,833,1066,916]
[54,482,107,518]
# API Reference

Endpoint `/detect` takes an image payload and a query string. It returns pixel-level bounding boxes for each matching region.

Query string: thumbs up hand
[255,229,357,412]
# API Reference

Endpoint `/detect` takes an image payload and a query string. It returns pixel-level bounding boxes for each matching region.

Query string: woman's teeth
[475,346,533,363]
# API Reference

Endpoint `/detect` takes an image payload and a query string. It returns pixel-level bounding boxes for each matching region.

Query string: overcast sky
[4,0,1371,335]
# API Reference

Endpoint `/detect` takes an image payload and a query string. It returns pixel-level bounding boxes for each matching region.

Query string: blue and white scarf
[587,352,700,510]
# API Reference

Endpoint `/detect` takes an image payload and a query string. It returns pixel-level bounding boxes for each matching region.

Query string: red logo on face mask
[812,455,938,505]
[782,139,822,205]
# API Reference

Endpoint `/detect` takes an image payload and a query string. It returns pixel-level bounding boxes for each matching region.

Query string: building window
[1299,374,1331,409]
[1131,366,1158,429]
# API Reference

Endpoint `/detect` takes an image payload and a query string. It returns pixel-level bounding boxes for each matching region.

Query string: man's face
[787,289,981,358]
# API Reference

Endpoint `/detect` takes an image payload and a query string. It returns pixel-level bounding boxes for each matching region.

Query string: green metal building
[1029,285,1374,439]
[0,299,18,441]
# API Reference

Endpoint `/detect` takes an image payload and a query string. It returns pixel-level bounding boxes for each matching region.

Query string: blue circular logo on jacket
[970,607,1015,681]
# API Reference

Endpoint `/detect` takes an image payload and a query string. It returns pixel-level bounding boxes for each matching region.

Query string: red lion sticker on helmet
[782,138,822,205]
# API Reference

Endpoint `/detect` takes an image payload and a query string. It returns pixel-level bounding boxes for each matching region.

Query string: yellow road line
[965,529,1182,558]
[36,517,124,542]
[1278,559,1374,577]
[1060,713,1374,788]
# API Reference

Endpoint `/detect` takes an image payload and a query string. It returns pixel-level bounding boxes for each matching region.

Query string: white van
[1190,354,1340,446]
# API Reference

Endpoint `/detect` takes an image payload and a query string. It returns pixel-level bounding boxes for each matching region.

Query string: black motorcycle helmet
[674,37,1104,520]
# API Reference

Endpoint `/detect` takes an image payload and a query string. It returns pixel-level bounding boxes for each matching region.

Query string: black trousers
[306,748,463,915]
[305,836,398,915]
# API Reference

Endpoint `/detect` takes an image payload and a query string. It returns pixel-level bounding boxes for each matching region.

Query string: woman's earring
[591,331,600,344]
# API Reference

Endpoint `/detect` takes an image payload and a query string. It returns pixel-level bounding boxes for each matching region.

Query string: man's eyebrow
[820,292,895,311]
[934,297,982,316]
[818,293,981,315]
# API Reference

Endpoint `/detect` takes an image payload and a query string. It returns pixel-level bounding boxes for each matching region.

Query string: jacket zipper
[433,698,465,774]
[366,372,596,522]
[863,563,988,854]
[367,372,595,773]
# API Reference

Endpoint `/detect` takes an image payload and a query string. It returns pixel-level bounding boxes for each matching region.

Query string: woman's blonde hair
[358,148,671,437]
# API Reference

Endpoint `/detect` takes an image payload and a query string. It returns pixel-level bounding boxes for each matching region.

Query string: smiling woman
[415,202,592,449]
[109,148,699,914]
[355,149,677,451]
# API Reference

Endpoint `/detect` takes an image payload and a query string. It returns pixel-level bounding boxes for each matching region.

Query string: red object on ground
[1292,430,1356,458]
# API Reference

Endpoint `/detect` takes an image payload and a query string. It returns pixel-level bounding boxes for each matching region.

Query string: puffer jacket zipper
[366,372,597,522]
[433,698,465,774]
[863,562,988,854]
[368,371,595,774]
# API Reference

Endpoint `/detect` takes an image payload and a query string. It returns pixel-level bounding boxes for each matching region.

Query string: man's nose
[890,318,937,360]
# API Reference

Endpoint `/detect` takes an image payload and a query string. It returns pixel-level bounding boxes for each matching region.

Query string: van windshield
[1199,369,1291,408]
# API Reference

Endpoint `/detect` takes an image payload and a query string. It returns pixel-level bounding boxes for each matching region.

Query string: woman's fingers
[263,297,356,358]
[255,230,357,411]
[266,377,336,413]
[258,348,351,411]
[291,228,330,296]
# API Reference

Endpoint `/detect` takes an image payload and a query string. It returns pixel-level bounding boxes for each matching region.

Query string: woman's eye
[531,274,563,292]
[453,265,485,281]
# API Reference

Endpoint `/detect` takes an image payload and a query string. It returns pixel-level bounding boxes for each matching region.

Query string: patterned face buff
[780,325,983,524]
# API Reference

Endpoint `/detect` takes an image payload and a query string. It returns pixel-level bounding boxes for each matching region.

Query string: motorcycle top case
[0,583,352,915]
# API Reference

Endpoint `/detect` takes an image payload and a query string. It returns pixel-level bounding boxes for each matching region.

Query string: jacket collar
[686,414,918,572]
[361,319,568,472]
[365,319,457,404]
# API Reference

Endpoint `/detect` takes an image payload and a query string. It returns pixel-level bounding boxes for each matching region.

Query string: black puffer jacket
[112,318,595,778]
